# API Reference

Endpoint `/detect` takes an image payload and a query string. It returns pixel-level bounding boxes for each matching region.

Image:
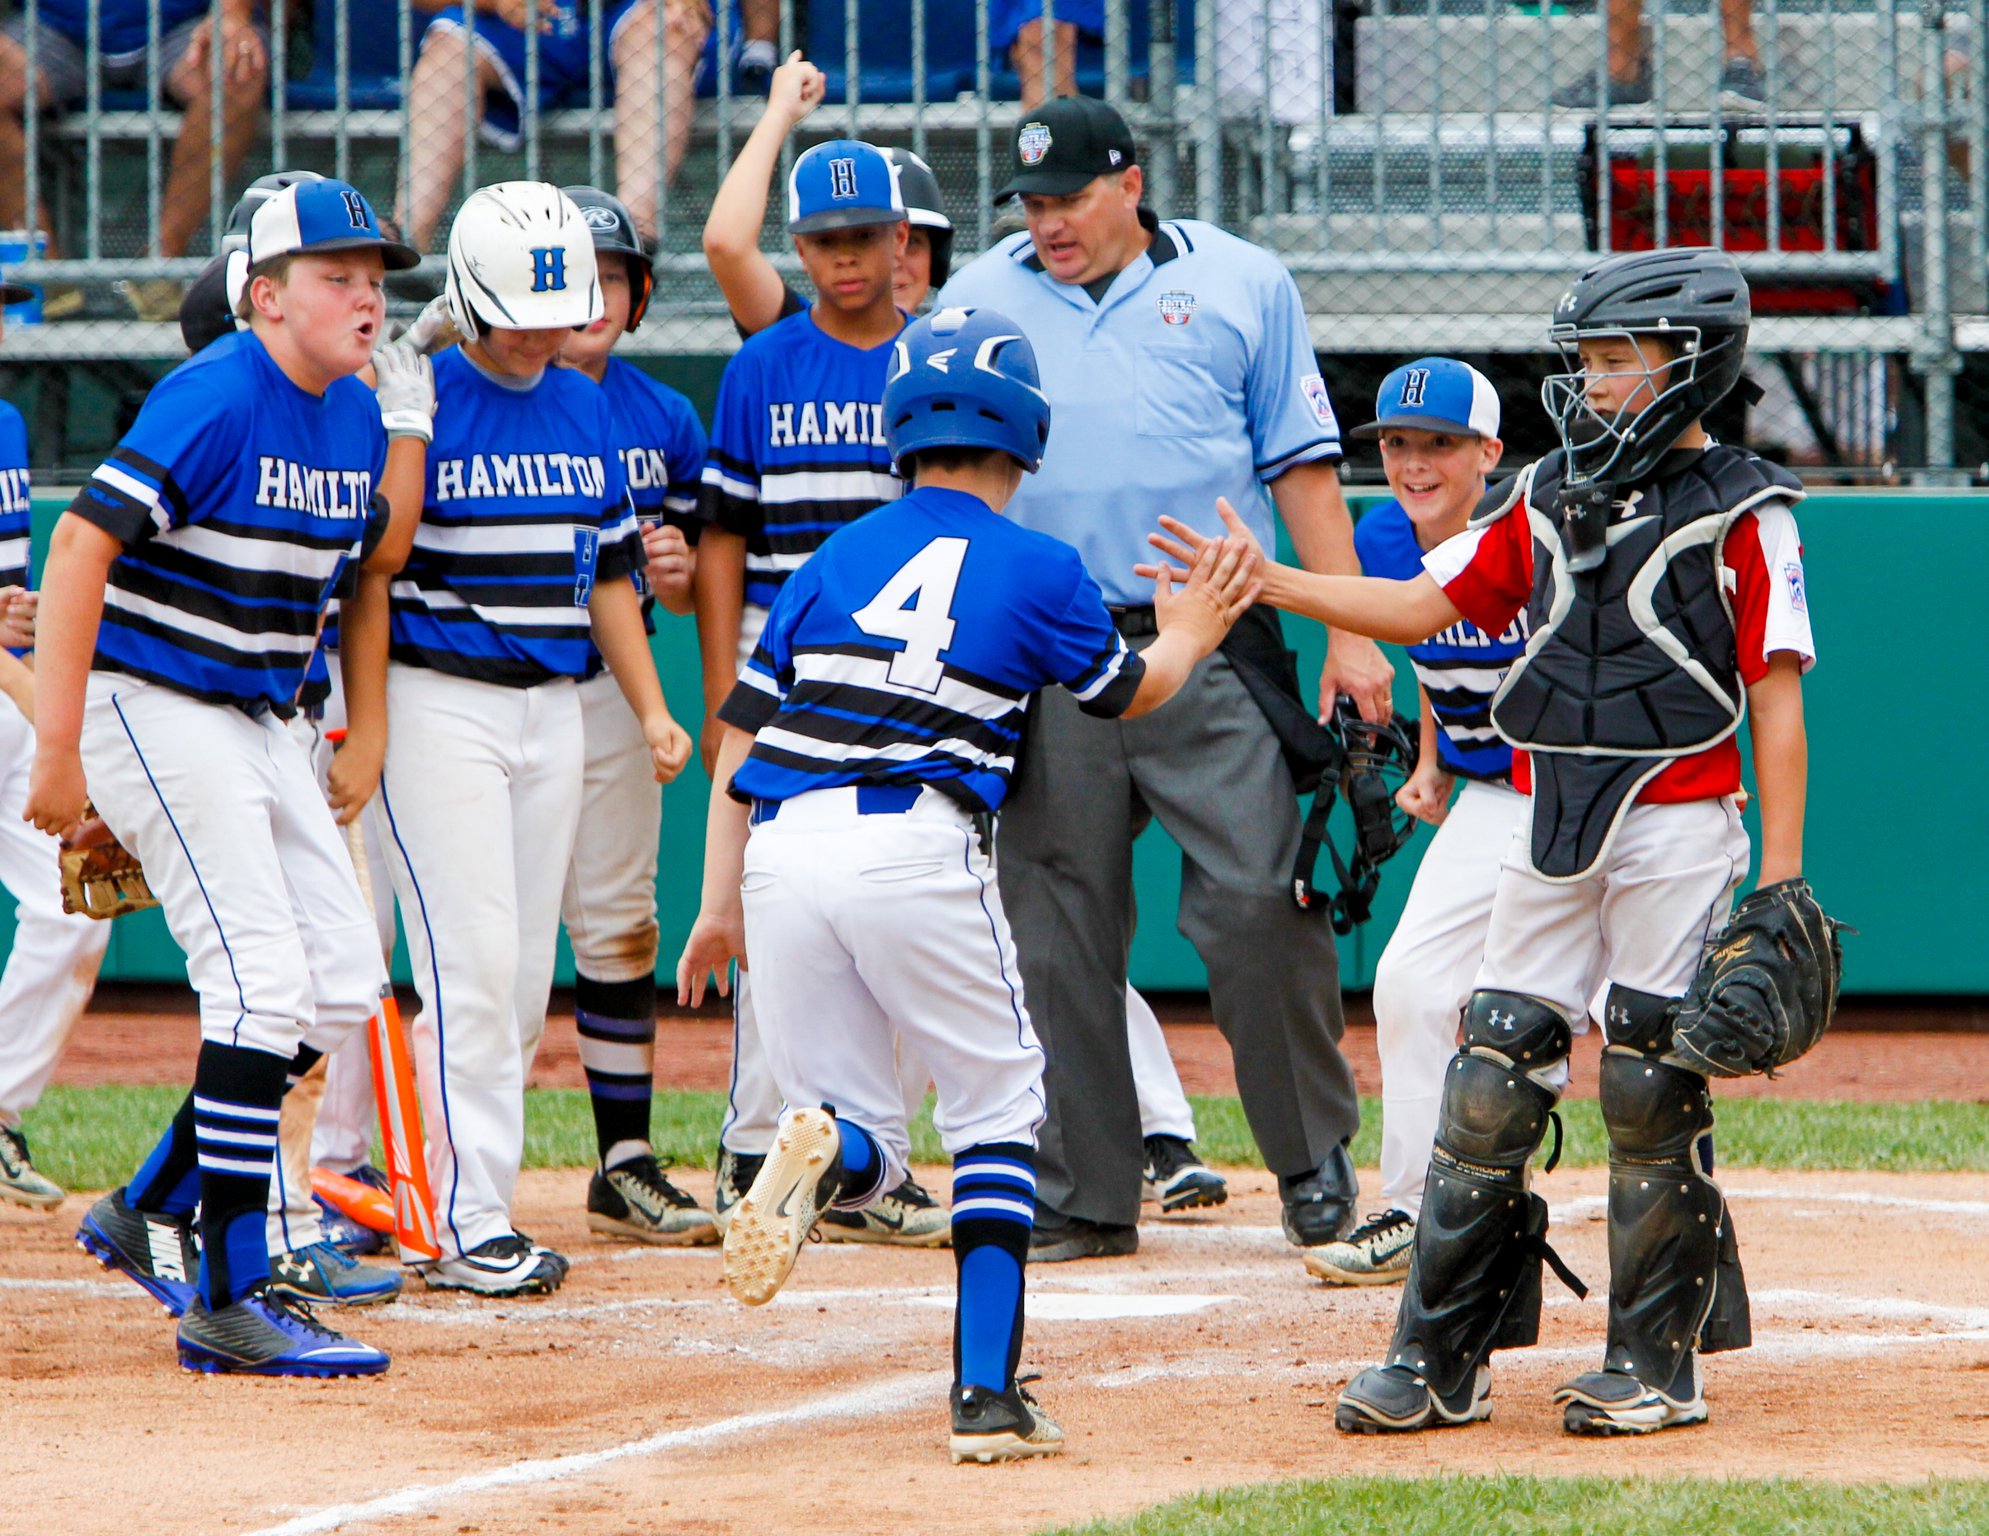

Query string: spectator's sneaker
[1550,66,1653,109]
[315,1163,392,1256]
[177,1287,389,1377]
[1027,1210,1137,1263]
[587,1154,720,1246]
[0,1126,65,1210]
[76,1187,200,1316]
[269,1241,404,1307]
[949,1378,1066,1464]
[39,282,86,320]
[819,1175,952,1246]
[118,277,184,323]
[1304,1208,1416,1286]
[1141,1135,1229,1214]
[423,1234,567,1297]
[1337,1362,1492,1434]
[737,37,777,90]
[712,1145,765,1238]
[1718,55,1767,108]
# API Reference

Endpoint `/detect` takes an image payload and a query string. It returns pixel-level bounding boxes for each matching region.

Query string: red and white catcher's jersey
[1421,491,1815,804]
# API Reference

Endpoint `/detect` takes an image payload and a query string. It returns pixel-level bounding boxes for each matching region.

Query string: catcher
[1148,246,1843,1437]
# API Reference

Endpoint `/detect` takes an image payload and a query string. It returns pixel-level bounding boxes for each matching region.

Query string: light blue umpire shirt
[936,208,1341,605]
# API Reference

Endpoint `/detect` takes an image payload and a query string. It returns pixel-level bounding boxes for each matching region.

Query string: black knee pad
[1462,990,1574,1074]
[1601,982,1676,1055]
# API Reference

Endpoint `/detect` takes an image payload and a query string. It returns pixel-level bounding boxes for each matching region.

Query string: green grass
[21,1086,1989,1194]
[1039,1476,1989,1536]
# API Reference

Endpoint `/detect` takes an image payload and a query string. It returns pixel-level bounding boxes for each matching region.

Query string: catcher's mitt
[1666,878,1850,1078]
[59,812,159,920]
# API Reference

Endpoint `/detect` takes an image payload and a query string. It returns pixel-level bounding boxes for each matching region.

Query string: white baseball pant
[556,667,662,989]
[1368,779,1526,1214]
[378,663,583,1260]
[741,786,1047,1196]
[77,674,383,1062]
[1475,795,1751,1073]
[0,702,111,1129]
[1125,985,1196,1144]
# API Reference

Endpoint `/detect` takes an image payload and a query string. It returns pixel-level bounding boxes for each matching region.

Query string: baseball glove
[1666,878,1850,1078]
[59,812,159,920]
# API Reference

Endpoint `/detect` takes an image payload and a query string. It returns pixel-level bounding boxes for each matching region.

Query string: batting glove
[372,339,436,443]
[399,293,457,355]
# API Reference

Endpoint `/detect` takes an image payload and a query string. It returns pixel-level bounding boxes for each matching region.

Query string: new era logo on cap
[1351,356,1501,440]
[245,179,418,271]
[788,140,905,234]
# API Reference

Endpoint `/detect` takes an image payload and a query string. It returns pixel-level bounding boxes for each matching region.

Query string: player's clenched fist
[642,522,694,613]
[24,747,90,840]
[0,586,38,650]
[645,713,694,783]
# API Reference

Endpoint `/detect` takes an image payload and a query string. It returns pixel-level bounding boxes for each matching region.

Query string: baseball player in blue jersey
[26,179,420,1375]
[677,305,1259,1463]
[358,182,693,1298]
[0,271,114,1211]
[541,183,718,1246]
[1304,358,1526,1288]
[695,138,956,1247]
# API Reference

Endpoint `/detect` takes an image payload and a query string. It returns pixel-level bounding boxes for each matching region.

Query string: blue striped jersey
[1354,498,1525,781]
[69,332,386,707]
[719,485,1144,811]
[698,308,904,616]
[601,356,705,533]
[390,347,640,687]
[0,400,30,591]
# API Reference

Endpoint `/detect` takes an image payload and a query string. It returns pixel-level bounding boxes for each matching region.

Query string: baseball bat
[340,799,442,1262]
[311,1164,395,1234]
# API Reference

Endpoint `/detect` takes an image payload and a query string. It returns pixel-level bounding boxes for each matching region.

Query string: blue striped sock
[951,1143,1037,1393]
[191,1042,289,1308]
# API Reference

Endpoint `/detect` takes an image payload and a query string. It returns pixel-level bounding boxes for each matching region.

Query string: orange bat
[311,1164,394,1233]
[338,790,441,1262]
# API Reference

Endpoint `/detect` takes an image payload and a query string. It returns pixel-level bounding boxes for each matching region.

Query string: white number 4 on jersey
[851,536,969,694]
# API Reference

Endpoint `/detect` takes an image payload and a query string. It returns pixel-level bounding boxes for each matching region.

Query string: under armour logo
[1490,1010,1515,1031]
[927,347,955,373]
[828,157,860,200]
[340,189,369,229]
[530,247,567,292]
[1400,367,1430,408]
[1609,1005,1631,1026]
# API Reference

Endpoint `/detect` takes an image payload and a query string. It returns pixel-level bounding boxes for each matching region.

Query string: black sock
[127,1092,200,1215]
[575,972,656,1169]
[950,1142,1037,1393]
[191,1041,290,1309]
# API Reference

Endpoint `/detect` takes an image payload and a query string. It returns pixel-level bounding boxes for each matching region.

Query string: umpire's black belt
[1108,603,1159,639]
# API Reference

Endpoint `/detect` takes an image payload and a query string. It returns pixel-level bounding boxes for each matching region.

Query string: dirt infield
[48,991,1989,1102]
[5,1167,1988,1536]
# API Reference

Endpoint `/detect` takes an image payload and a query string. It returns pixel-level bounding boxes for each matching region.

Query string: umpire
[939,96,1394,1262]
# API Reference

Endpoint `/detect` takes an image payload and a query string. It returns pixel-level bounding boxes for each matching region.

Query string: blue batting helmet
[883,306,1052,474]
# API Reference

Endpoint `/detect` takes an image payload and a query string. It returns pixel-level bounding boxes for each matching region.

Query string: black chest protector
[1475,446,1803,881]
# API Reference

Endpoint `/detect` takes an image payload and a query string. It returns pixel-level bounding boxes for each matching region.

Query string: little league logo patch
[1784,560,1807,613]
[1019,122,1053,166]
[1156,290,1196,325]
[1300,372,1336,429]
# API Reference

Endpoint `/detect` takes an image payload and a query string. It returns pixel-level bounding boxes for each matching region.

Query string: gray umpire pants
[997,633,1361,1228]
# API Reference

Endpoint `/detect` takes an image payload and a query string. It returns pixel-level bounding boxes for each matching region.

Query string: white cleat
[722,1107,839,1307]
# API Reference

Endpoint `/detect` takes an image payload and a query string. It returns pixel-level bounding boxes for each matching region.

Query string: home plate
[908,1293,1237,1321]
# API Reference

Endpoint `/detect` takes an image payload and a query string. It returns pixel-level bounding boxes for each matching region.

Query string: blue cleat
[76,1187,199,1317]
[269,1241,403,1307]
[176,1288,390,1377]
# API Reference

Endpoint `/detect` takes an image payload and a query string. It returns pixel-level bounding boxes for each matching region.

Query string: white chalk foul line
[238,1370,949,1536]
[0,1276,136,1297]
[1553,1187,1989,1224]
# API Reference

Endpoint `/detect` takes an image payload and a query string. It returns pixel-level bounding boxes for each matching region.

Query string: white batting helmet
[445,181,602,339]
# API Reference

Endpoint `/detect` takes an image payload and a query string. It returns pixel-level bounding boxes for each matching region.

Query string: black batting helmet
[1541,246,1752,490]
[885,148,954,290]
[562,184,653,330]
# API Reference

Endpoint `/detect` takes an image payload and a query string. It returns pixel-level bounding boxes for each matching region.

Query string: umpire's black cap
[995,96,1136,204]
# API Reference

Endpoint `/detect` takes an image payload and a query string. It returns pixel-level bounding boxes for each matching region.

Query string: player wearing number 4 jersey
[677,306,1260,1463]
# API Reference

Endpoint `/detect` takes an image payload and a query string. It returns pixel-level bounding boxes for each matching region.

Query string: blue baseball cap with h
[245,178,419,271]
[787,140,905,235]
[1351,356,1501,440]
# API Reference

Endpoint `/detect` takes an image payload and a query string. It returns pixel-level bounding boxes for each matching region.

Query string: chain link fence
[2,0,1986,480]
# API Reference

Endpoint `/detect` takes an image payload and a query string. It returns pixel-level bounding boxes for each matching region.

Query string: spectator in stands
[736,0,777,89]
[397,0,712,253]
[0,0,268,320]
[1551,0,1764,109]
[998,0,1102,110]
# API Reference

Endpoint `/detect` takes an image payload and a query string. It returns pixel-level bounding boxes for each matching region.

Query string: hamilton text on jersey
[765,400,889,449]
[252,457,376,517]
[430,452,611,504]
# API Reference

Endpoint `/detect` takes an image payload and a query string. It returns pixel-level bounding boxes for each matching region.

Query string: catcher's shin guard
[1380,991,1577,1399]
[1598,985,1750,1400]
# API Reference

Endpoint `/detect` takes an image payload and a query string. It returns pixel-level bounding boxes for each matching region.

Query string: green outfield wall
[10,489,1963,994]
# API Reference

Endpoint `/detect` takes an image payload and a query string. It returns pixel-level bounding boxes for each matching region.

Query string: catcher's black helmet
[1541,246,1751,492]
[1298,698,1421,935]
[562,184,654,330]
[884,148,954,291]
